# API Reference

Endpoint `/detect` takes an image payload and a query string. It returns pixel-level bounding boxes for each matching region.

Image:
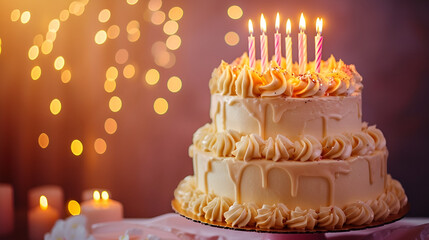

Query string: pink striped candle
[260,14,268,73]
[285,19,292,72]
[248,20,256,69]
[274,13,282,66]
[315,18,323,73]
[298,13,307,74]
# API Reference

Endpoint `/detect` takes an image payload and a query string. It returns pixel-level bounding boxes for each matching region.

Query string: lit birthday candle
[315,18,323,73]
[260,14,268,73]
[248,20,256,69]
[274,13,282,66]
[298,13,307,74]
[285,18,292,72]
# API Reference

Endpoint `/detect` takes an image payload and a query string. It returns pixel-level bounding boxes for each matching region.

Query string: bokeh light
[225,31,240,46]
[148,0,162,11]
[154,98,168,115]
[68,200,80,216]
[21,11,31,24]
[98,9,111,23]
[46,31,57,42]
[106,66,118,81]
[94,138,107,154]
[167,76,182,93]
[104,80,116,93]
[59,10,70,22]
[69,1,86,16]
[123,64,136,79]
[163,20,178,35]
[168,7,183,21]
[128,30,140,42]
[227,5,243,20]
[61,70,71,83]
[95,30,107,45]
[54,56,65,70]
[109,96,122,112]
[71,139,83,156]
[49,19,60,32]
[38,133,49,149]
[11,9,20,22]
[166,35,181,50]
[28,45,39,60]
[104,118,117,134]
[33,34,43,46]
[127,20,140,33]
[151,11,165,25]
[31,66,42,80]
[107,25,120,39]
[50,99,62,115]
[127,0,139,5]
[41,40,53,55]
[145,69,160,85]
[115,49,129,64]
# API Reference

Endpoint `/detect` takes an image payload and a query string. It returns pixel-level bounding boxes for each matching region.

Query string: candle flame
[248,19,253,35]
[101,191,109,200]
[316,18,323,35]
[260,14,266,33]
[299,13,306,32]
[275,13,280,32]
[286,18,291,35]
[40,195,48,210]
[93,190,100,201]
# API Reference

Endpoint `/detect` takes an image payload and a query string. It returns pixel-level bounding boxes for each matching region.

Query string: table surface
[91,214,429,240]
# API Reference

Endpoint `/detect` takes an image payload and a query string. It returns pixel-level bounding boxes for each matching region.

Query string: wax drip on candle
[274,13,282,66]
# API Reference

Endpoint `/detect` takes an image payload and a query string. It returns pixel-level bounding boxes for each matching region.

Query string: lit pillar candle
[298,13,307,74]
[260,14,268,73]
[0,184,14,235]
[81,191,123,230]
[274,13,282,66]
[315,18,324,73]
[28,185,64,217]
[248,20,256,69]
[82,188,111,201]
[28,196,59,240]
[285,19,293,73]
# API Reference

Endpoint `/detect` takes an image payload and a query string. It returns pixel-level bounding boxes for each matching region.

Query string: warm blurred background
[0,0,428,235]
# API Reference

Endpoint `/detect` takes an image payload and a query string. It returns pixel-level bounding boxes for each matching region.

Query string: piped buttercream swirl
[188,192,216,217]
[289,73,327,98]
[255,203,290,229]
[347,132,375,156]
[293,135,322,161]
[321,135,352,160]
[386,174,408,208]
[235,65,263,98]
[263,135,294,161]
[364,125,387,150]
[285,207,318,230]
[203,196,233,222]
[224,202,258,227]
[317,206,346,230]
[366,198,390,221]
[343,201,374,225]
[232,134,265,161]
[205,130,242,157]
[378,192,400,215]
[174,176,196,210]
[259,62,293,97]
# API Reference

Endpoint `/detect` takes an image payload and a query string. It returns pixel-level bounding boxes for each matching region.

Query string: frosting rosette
[206,130,242,157]
[188,192,216,217]
[321,135,352,160]
[263,135,294,161]
[224,202,258,227]
[386,175,408,208]
[347,132,375,156]
[366,198,390,221]
[259,62,293,97]
[192,124,214,150]
[364,125,387,150]
[255,203,290,229]
[232,134,265,161]
[285,207,318,230]
[203,196,233,222]
[174,176,196,210]
[378,192,400,215]
[293,135,322,161]
[317,206,346,230]
[343,201,374,225]
[235,65,263,98]
[289,73,327,98]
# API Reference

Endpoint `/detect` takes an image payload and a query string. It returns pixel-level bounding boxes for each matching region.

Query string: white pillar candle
[0,184,14,235]
[80,191,123,230]
[28,185,64,216]
[28,196,59,240]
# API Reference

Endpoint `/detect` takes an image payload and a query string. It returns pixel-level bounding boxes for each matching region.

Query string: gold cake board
[172,199,409,234]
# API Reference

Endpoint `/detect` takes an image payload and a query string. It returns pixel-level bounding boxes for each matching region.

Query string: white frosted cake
[174,54,407,230]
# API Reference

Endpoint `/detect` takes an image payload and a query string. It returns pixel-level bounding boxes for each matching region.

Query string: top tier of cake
[208,54,364,140]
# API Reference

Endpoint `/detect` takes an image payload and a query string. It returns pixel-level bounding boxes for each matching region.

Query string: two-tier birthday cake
[173,54,408,230]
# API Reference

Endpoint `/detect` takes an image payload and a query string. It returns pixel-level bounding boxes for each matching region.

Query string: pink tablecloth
[91,213,429,240]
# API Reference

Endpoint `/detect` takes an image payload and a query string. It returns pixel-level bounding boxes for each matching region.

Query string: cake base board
[171,199,409,234]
